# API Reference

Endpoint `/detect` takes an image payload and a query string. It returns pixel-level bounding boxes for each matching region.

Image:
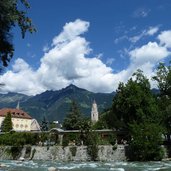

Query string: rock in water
[48,167,58,171]
[18,157,25,161]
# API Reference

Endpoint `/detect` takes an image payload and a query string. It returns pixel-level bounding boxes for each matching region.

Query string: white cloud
[129,42,170,64]
[0,19,116,95]
[147,27,159,35]
[116,26,159,44]
[0,19,170,96]
[128,30,146,43]
[158,30,171,48]
[129,26,159,43]
[43,44,49,53]
[106,58,115,65]
[52,19,89,46]
[114,35,128,44]
[133,8,151,18]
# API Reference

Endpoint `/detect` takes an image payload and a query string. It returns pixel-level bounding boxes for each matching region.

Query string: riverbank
[0,145,126,161]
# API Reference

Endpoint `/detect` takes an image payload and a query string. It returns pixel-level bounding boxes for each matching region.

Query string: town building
[0,105,40,132]
[91,100,99,123]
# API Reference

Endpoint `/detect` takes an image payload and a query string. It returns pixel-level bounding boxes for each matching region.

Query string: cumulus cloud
[0,19,170,95]
[52,19,89,46]
[129,42,170,64]
[128,41,170,81]
[0,19,116,95]
[158,30,171,48]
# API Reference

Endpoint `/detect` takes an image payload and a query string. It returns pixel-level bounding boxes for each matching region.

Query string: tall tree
[63,100,83,130]
[0,0,35,68]
[40,116,49,131]
[1,112,13,132]
[106,70,164,161]
[109,69,161,130]
[129,122,164,161]
[153,62,171,135]
[153,62,171,97]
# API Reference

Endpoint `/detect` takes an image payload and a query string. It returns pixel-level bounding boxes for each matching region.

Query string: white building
[91,100,99,123]
[0,108,40,132]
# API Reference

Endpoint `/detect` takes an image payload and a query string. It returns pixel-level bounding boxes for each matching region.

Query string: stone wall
[0,145,127,161]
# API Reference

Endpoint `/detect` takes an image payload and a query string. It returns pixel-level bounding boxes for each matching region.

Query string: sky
[0,0,171,95]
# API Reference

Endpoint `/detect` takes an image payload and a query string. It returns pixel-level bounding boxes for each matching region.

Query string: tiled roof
[0,108,32,119]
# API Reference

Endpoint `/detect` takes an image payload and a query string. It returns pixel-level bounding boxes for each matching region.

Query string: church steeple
[91,100,99,123]
[16,101,20,109]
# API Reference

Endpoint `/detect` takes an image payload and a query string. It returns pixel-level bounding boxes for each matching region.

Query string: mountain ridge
[0,84,114,122]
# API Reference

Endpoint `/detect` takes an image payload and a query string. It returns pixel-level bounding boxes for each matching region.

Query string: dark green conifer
[1,112,13,132]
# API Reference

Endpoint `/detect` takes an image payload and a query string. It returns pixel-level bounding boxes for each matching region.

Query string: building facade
[0,108,40,132]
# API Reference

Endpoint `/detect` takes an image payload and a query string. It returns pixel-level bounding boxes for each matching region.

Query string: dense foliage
[108,70,161,130]
[63,100,83,130]
[153,62,171,135]
[0,0,35,68]
[104,69,164,161]
[129,122,164,161]
[0,132,50,146]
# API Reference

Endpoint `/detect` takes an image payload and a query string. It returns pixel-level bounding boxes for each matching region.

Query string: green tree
[153,62,171,135]
[0,0,35,68]
[40,116,49,131]
[1,112,13,132]
[105,70,163,161]
[63,100,83,130]
[153,62,171,97]
[109,70,161,130]
[129,122,164,161]
[92,114,108,130]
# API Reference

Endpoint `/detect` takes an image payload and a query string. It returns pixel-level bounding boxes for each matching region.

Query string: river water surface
[1,160,171,171]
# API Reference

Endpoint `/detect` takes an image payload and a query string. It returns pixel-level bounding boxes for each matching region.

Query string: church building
[0,103,40,132]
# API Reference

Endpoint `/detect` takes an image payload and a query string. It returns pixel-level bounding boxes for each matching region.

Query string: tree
[153,62,171,135]
[40,116,49,131]
[105,70,164,161]
[0,0,35,68]
[109,70,161,130]
[1,112,13,132]
[129,122,164,161]
[63,100,83,130]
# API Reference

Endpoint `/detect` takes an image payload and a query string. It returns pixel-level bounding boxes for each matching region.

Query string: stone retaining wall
[0,145,127,161]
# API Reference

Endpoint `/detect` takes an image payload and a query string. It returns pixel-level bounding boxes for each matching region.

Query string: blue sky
[0,0,171,95]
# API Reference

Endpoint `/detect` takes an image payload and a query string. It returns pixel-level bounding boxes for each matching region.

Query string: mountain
[0,85,114,122]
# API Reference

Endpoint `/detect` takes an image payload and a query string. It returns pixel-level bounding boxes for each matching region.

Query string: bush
[0,132,41,146]
[62,133,81,147]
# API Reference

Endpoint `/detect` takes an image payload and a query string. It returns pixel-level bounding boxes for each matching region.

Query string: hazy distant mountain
[0,84,114,122]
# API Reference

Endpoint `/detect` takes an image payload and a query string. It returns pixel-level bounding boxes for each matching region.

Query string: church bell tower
[91,100,99,123]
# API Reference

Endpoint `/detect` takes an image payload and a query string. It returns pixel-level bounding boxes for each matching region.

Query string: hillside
[0,85,114,122]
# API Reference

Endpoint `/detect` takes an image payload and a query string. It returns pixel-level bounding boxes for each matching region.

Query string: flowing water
[1,160,171,171]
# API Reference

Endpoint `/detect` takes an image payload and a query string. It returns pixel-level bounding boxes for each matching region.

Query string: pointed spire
[16,101,20,109]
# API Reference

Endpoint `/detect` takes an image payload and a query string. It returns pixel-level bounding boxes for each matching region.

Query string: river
[1,160,171,171]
